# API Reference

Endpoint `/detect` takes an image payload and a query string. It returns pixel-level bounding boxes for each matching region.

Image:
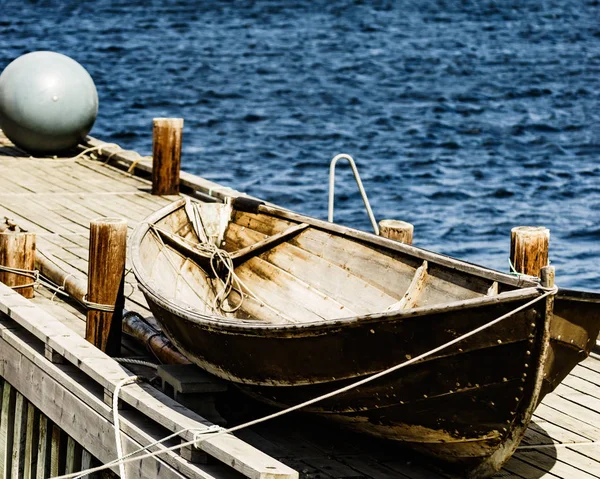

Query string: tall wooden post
[86,218,127,356]
[379,219,414,245]
[152,117,183,195]
[0,231,36,298]
[510,226,549,277]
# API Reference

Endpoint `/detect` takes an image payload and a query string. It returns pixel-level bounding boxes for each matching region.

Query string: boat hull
[142,286,552,477]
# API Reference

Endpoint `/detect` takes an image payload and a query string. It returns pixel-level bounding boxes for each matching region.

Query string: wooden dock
[0,130,599,478]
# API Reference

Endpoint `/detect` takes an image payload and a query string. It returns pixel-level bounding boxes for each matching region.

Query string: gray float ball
[0,51,98,154]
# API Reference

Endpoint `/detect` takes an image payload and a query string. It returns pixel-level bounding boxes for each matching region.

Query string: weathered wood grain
[510,226,550,278]
[65,437,82,475]
[378,219,414,245]
[86,218,127,354]
[11,392,28,478]
[36,416,51,479]
[0,381,15,476]
[152,118,183,196]
[386,260,428,311]
[23,402,39,479]
[0,231,36,298]
[0,326,233,479]
[0,283,299,479]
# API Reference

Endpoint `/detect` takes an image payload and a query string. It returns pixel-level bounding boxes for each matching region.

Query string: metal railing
[328,154,379,235]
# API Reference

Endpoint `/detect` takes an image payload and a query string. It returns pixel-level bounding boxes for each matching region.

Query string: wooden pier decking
[0,130,600,478]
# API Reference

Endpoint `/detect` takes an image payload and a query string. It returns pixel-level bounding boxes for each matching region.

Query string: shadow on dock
[215,388,561,479]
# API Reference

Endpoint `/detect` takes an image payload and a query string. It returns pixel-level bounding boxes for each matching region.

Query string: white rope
[0,264,39,289]
[21,143,121,162]
[51,285,557,479]
[49,272,76,302]
[113,376,143,479]
[15,142,151,177]
[124,268,137,299]
[38,278,71,300]
[81,293,116,312]
[149,219,295,321]
[148,224,219,313]
[70,425,223,479]
[69,426,225,479]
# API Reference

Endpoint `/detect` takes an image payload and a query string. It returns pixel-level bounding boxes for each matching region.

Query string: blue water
[1,0,599,289]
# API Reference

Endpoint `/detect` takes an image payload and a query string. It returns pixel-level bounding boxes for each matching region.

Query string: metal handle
[328,154,379,235]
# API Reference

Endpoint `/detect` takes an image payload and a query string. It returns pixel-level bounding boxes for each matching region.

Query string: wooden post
[152,117,183,195]
[0,231,36,298]
[378,219,414,245]
[86,218,127,356]
[510,226,549,277]
[540,265,555,289]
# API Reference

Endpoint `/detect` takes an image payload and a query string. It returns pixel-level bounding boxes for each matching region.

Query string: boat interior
[137,199,525,324]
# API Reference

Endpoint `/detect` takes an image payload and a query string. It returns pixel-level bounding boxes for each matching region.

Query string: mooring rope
[51,284,557,479]
[112,376,144,479]
[46,272,76,302]
[71,425,223,479]
[19,144,121,162]
[0,264,39,290]
[81,293,116,312]
[100,145,152,174]
[18,141,152,177]
[508,257,540,281]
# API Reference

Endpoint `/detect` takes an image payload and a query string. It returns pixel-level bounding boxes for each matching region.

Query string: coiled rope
[51,284,558,479]
[149,222,292,321]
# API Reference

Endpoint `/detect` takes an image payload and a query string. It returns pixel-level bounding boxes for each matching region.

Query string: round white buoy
[0,51,98,154]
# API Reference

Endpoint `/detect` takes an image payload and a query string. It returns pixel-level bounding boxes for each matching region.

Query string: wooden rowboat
[130,196,600,478]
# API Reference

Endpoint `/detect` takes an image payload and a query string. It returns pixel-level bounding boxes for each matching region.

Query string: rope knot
[537,284,558,295]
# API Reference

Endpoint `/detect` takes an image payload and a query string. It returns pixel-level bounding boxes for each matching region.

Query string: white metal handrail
[328,154,379,235]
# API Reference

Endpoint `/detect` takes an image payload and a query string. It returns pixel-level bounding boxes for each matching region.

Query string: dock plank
[503,456,561,478]
[513,449,599,478]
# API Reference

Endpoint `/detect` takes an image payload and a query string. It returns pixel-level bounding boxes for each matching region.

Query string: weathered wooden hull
[131,198,600,478]
[141,285,556,477]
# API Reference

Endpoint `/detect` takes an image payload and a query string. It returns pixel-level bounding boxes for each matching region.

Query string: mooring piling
[152,117,184,196]
[510,226,550,277]
[85,217,127,355]
[0,229,36,298]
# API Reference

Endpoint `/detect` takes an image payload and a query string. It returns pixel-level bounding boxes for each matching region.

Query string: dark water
[1,0,599,289]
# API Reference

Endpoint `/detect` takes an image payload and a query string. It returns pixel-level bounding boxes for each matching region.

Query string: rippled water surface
[1,0,599,288]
